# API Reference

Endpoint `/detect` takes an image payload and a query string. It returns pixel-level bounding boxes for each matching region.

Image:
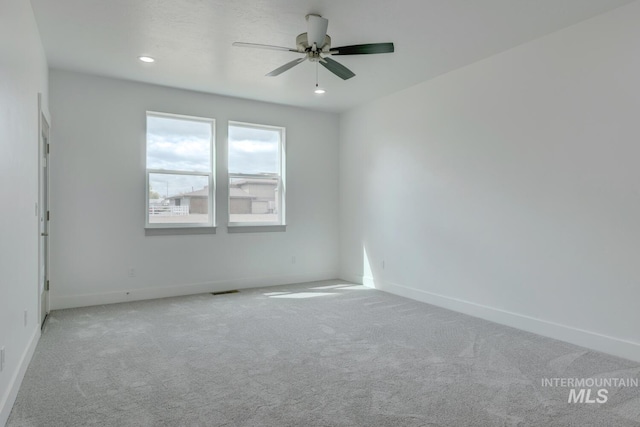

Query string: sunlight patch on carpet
[310,284,352,290]
[269,292,337,299]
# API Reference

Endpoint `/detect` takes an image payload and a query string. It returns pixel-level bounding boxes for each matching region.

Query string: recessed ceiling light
[138,56,155,63]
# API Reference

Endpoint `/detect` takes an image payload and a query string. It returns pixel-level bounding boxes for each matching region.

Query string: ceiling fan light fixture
[138,56,155,63]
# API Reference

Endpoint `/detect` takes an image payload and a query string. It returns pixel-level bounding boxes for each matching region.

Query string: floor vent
[211,290,239,296]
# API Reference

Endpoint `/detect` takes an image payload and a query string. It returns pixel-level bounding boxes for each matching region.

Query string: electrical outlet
[0,347,5,372]
[128,268,136,278]
[24,310,28,327]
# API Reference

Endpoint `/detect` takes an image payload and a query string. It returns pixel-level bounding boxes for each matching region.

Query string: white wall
[0,0,49,423]
[49,70,339,309]
[339,1,640,362]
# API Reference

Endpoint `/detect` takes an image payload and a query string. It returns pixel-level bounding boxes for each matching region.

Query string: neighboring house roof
[167,186,208,199]
[230,188,255,199]
[170,181,277,200]
[230,178,278,186]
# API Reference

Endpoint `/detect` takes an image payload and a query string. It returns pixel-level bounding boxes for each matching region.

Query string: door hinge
[47,143,50,154]
[46,280,50,291]
[47,210,50,221]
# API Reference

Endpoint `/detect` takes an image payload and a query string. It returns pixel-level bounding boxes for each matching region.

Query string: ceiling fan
[232,14,394,81]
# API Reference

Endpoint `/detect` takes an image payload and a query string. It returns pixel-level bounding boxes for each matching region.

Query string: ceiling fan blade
[233,42,298,53]
[306,14,329,49]
[320,57,355,80]
[266,57,307,77]
[330,42,395,55]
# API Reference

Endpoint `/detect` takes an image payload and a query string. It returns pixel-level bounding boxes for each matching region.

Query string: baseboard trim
[0,327,40,427]
[50,272,338,310]
[345,274,640,363]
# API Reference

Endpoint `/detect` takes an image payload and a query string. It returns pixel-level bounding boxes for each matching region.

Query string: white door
[39,106,50,328]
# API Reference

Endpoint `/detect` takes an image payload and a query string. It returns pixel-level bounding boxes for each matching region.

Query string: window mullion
[147,169,211,177]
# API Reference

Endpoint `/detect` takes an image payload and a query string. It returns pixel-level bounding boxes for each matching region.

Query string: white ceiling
[31,0,634,113]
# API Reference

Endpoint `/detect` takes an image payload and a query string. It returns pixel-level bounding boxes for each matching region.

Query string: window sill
[227,224,286,233]
[145,227,217,236]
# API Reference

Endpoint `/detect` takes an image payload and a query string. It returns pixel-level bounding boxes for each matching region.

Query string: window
[228,122,285,226]
[146,112,215,228]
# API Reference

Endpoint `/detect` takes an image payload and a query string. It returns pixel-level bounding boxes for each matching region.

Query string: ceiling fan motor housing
[296,33,332,55]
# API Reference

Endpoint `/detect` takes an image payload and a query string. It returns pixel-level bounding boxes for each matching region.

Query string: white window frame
[145,111,216,229]
[228,121,286,228]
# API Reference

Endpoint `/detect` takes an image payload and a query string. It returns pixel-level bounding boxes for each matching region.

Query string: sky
[147,115,280,198]
[228,125,279,175]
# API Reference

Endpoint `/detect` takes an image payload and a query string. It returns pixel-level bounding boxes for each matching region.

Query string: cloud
[229,125,279,144]
[231,140,276,153]
[147,136,211,171]
[228,125,280,174]
[148,115,212,141]
[146,115,212,172]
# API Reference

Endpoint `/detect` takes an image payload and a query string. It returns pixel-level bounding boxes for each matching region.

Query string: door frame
[38,93,51,328]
